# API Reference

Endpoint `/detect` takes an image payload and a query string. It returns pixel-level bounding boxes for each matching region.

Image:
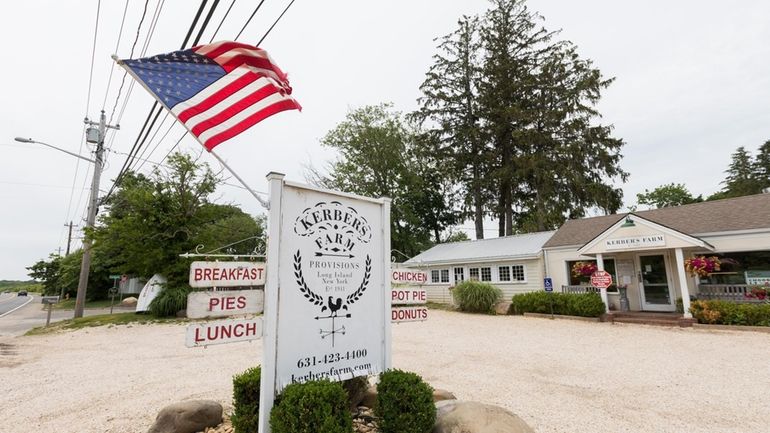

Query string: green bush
[509,292,605,317]
[376,369,436,433]
[270,380,352,433]
[148,285,188,317]
[690,300,770,326]
[232,366,261,433]
[452,280,502,313]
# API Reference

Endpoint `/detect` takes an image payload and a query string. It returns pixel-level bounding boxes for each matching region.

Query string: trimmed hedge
[376,369,436,433]
[232,366,261,433]
[690,300,770,326]
[452,280,502,313]
[509,292,605,317]
[270,380,352,433]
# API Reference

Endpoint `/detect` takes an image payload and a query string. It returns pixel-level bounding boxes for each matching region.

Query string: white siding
[420,257,545,305]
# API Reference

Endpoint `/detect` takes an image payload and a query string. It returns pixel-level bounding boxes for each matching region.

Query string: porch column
[674,248,693,318]
[596,253,609,313]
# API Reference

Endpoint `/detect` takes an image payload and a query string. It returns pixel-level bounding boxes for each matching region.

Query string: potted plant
[683,256,721,278]
[571,261,597,284]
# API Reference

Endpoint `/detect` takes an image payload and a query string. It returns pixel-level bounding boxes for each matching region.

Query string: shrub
[690,300,770,326]
[270,380,352,433]
[509,292,605,317]
[232,366,261,433]
[148,285,188,317]
[376,369,436,433]
[451,280,502,313]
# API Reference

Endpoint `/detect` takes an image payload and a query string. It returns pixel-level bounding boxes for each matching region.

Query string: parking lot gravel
[2,310,769,433]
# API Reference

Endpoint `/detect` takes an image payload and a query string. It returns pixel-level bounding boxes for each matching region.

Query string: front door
[638,254,676,312]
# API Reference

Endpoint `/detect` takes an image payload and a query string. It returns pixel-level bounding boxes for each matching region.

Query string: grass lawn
[52,298,127,310]
[26,312,185,336]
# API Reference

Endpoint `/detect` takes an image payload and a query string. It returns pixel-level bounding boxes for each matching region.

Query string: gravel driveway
[2,310,769,433]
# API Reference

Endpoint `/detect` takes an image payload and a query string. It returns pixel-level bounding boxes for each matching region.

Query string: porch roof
[543,193,770,249]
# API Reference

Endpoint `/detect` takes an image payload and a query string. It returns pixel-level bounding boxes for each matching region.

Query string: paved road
[0,293,34,317]
[0,293,134,337]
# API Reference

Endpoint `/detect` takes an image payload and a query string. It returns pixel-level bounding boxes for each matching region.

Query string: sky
[1,0,769,280]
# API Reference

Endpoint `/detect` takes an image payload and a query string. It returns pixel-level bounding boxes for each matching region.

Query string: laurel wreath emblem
[293,250,371,311]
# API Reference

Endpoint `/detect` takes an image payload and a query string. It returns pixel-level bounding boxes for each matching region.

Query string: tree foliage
[314,104,459,257]
[708,144,769,200]
[636,183,703,209]
[28,152,266,300]
[416,0,626,237]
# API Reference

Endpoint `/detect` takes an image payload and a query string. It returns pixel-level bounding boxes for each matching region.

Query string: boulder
[433,400,534,433]
[432,389,456,403]
[494,301,511,315]
[120,296,138,307]
[360,384,378,408]
[147,400,223,433]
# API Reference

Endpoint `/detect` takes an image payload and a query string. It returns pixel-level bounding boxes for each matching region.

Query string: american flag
[119,41,301,151]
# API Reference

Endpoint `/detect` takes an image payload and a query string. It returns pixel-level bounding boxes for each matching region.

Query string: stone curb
[692,323,770,333]
[521,312,601,322]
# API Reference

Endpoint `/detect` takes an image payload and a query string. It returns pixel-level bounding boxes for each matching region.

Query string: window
[567,259,617,291]
[511,264,526,282]
[481,267,492,282]
[431,269,450,283]
[498,266,511,281]
[469,267,480,281]
[453,267,464,283]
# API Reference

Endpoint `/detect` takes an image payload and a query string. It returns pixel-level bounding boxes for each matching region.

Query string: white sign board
[264,178,389,397]
[189,261,266,288]
[185,318,263,347]
[186,289,264,319]
[391,288,427,305]
[391,306,428,323]
[605,234,665,250]
[391,267,428,285]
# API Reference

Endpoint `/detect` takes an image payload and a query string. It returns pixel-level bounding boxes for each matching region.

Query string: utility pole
[74,110,119,319]
[64,221,75,255]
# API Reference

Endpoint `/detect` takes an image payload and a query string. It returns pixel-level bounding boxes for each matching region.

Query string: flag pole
[209,149,270,210]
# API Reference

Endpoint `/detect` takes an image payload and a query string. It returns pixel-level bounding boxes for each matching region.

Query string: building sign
[591,270,613,289]
[267,180,389,393]
[391,306,428,322]
[745,270,770,286]
[391,268,428,285]
[189,261,266,288]
[185,318,263,347]
[186,289,264,319]
[605,234,665,251]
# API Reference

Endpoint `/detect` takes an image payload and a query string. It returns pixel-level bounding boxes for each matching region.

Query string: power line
[235,0,265,40]
[257,0,296,46]
[101,0,130,111]
[104,0,215,202]
[85,0,102,117]
[109,0,152,124]
[209,0,237,43]
[192,0,220,46]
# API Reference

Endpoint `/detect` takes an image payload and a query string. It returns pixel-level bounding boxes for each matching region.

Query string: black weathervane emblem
[293,250,371,347]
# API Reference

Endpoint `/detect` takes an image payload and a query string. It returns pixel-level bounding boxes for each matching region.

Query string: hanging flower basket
[684,256,721,277]
[571,261,598,278]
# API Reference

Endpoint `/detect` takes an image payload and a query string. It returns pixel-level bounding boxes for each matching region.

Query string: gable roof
[543,193,770,249]
[405,231,556,265]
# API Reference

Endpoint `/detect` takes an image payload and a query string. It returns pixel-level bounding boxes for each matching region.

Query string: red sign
[591,270,613,289]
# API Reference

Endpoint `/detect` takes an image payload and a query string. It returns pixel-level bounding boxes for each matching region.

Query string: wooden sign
[391,306,428,323]
[391,288,426,305]
[189,261,266,288]
[186,289,264,319]
[185,318,263,347]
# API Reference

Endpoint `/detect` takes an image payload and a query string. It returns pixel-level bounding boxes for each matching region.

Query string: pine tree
[754,140,770,191]
[415,16,490,239]
[721,146,761,198]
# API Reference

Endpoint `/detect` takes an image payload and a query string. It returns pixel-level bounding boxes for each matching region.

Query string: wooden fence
[696,284,766,303]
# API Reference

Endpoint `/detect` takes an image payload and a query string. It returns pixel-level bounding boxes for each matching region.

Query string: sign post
[544,277,554,319]
[41,296,60,326]
[109,276,120,314]
[258,174,390,433]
